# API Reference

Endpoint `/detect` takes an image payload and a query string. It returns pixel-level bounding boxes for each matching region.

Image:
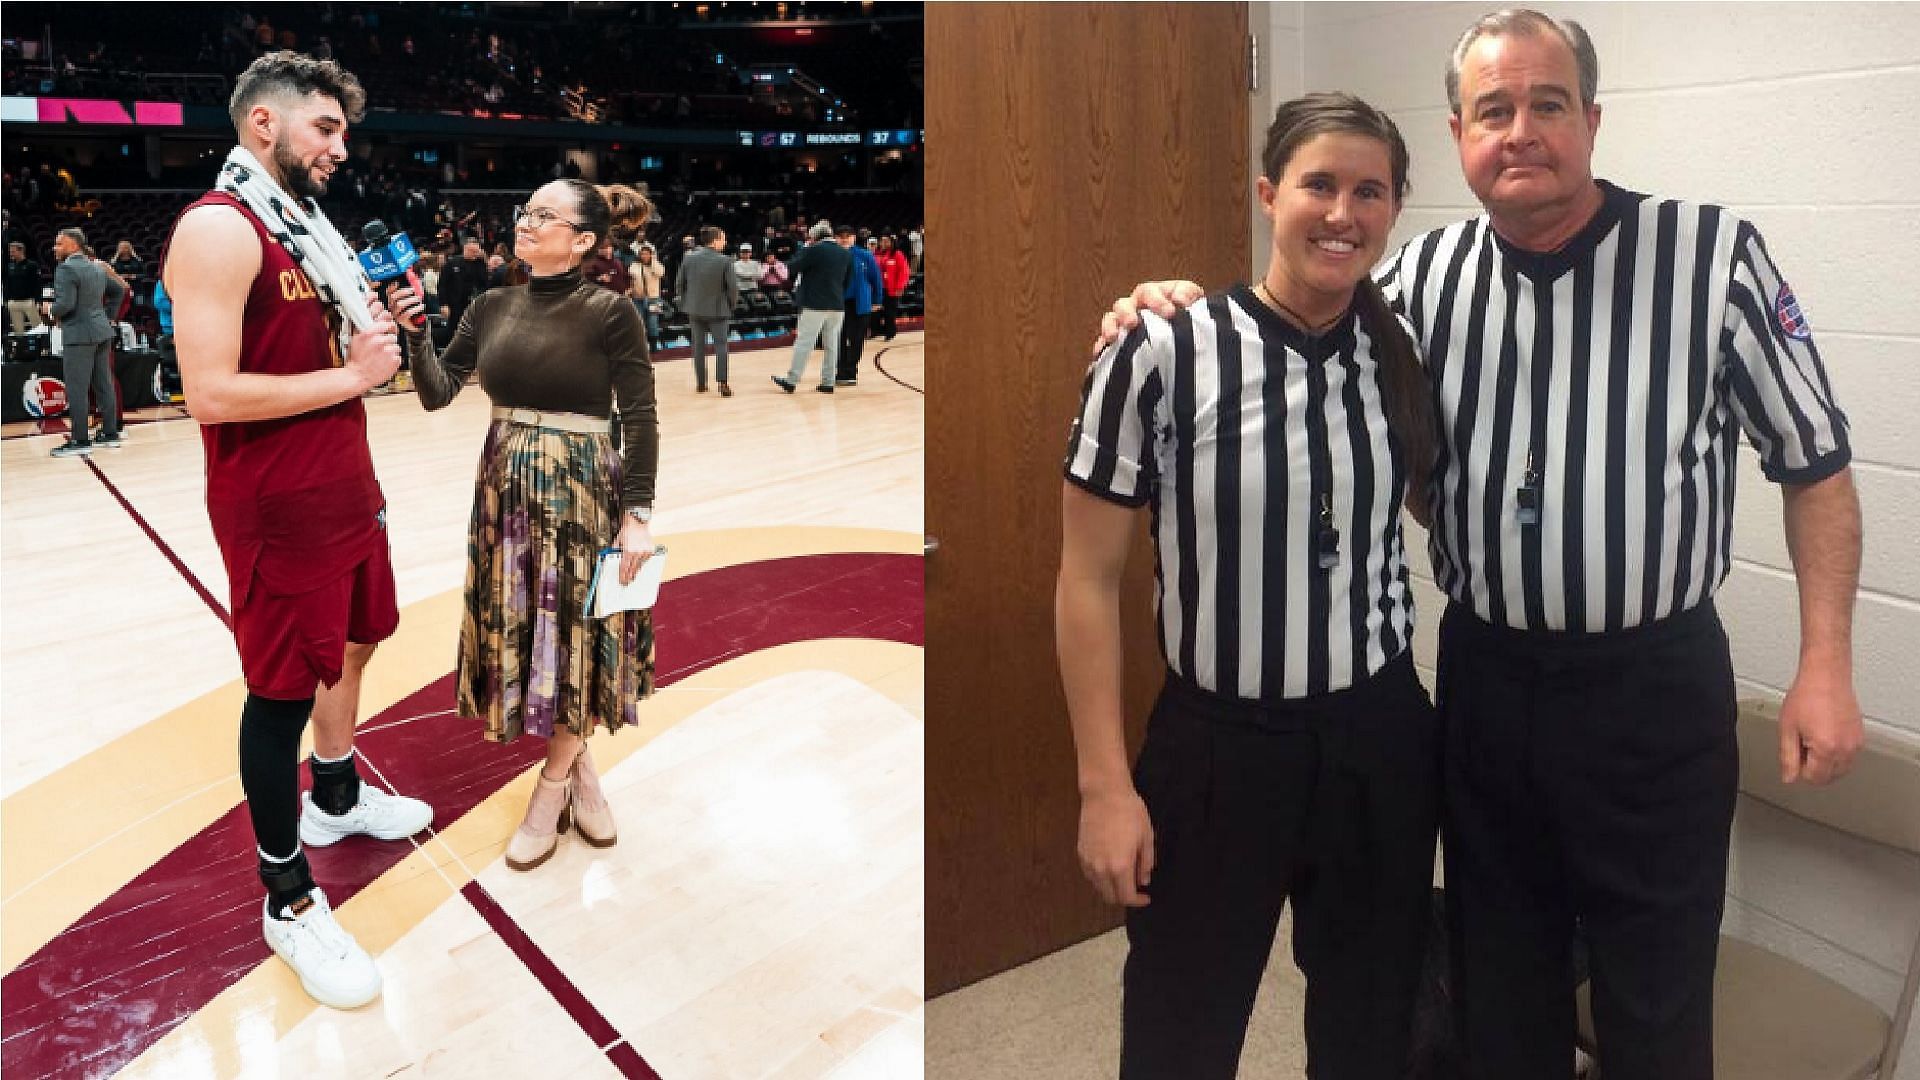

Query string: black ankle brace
[259,850,317,919]
[309,751,362,816]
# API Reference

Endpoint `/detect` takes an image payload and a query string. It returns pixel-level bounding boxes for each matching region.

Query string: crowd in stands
[379,181,924,352]
[3,1,922,364]
[3,3,921,132]
[3,152,923,359]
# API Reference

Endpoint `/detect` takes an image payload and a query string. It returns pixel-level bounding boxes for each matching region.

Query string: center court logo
[22,376,66,418]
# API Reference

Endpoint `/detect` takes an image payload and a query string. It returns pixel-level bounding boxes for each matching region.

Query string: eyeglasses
[511,204,586,231]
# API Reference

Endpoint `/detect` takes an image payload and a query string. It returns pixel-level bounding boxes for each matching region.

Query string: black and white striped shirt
[1381,180,1850,633]
[1066,286,1417,701]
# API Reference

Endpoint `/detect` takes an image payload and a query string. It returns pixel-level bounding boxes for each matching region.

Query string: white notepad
[587,545,667,618]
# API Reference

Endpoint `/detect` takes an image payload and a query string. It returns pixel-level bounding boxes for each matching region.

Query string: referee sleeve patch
[1774,282,1812,342]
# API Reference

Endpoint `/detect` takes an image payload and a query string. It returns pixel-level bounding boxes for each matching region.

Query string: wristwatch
[627,506,653,525]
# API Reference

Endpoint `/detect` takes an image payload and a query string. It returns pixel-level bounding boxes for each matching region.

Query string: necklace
[1253,281,1344,335]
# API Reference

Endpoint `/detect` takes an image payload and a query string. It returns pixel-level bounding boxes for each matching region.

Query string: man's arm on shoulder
[167,203,369,424]
[1088,279,1204,356]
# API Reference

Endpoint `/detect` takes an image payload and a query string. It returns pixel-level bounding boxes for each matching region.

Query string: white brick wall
[1247,2,1305,279]
[1255,3,1920,1072]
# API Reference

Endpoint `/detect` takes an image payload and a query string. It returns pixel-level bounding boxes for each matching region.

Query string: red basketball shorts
[232,539,400,701]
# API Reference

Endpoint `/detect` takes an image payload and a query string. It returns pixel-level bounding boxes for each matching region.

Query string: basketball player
[163,51,433,1010]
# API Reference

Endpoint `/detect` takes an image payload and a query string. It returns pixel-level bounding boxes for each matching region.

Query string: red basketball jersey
[163,192,386,602]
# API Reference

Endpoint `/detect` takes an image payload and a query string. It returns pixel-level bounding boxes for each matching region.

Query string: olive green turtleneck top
[410,268,659,508]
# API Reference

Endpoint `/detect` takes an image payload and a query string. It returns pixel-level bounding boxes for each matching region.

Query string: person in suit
[674,225,740,396]
[47,227,121,457]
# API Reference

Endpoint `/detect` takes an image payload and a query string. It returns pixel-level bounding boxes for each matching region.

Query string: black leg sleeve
[238,693,313,861]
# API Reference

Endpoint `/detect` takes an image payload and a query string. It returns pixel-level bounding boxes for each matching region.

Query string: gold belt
[490,406,610,435]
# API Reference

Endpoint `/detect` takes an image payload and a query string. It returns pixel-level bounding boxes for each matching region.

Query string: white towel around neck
[214,145,377,335]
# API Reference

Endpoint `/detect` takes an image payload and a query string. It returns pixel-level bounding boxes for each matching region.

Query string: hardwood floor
[0,334,924,1079]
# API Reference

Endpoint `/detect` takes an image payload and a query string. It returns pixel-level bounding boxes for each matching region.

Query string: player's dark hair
[1262,92,1435,518]
[229,51,367,132]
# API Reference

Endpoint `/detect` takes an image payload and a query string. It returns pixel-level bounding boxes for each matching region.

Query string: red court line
[1,553,923,1079]
[83,456,231,629]
[871,345,923,395]
[462,880,663,1080]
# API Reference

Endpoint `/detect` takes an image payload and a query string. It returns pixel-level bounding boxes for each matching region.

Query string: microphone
[358,219,428,330]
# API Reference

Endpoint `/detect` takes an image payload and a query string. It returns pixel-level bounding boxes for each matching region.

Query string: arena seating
[4,3,921,355]
[3,4,912,132]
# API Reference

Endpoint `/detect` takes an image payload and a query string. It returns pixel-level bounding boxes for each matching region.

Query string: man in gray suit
[47,227,121,457]
[674,225,741,396]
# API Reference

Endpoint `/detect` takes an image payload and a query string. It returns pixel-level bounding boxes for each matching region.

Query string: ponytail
[1354,278,1435,521]
[599,183,652,237]
[559,179,655,248]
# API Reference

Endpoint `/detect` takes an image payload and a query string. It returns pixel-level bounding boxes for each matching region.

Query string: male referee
[1102,10,1862,1079]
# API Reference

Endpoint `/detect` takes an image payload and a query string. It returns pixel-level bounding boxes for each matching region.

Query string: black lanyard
[1303,351,1340,573]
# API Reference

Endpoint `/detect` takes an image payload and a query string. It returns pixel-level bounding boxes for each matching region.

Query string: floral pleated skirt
[457,419,655,743]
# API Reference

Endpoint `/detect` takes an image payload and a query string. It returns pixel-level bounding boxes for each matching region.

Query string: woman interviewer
[389,179,658,872]
[1058,92,1439,1078]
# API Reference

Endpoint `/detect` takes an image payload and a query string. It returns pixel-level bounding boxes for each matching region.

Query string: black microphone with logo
[357,219,428,331]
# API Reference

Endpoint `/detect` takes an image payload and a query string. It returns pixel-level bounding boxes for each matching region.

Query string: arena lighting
[0,96,183,126]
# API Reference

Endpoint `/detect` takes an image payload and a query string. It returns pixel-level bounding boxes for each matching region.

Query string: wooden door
[925,2,1251,995]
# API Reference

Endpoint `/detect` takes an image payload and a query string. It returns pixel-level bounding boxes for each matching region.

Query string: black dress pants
[1437,601,1738,1080]
[838,302,870,380]
[1121,651,1440,1080]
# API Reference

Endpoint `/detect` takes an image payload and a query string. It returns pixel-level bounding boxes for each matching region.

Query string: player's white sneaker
[262,890,382,1009]
[299,784,434,847]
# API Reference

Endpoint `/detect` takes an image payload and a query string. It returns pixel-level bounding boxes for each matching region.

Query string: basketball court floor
[0,333,926,1079]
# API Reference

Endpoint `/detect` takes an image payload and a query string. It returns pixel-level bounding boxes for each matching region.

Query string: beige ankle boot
[569,747,617,848]
[505,770,572,871]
